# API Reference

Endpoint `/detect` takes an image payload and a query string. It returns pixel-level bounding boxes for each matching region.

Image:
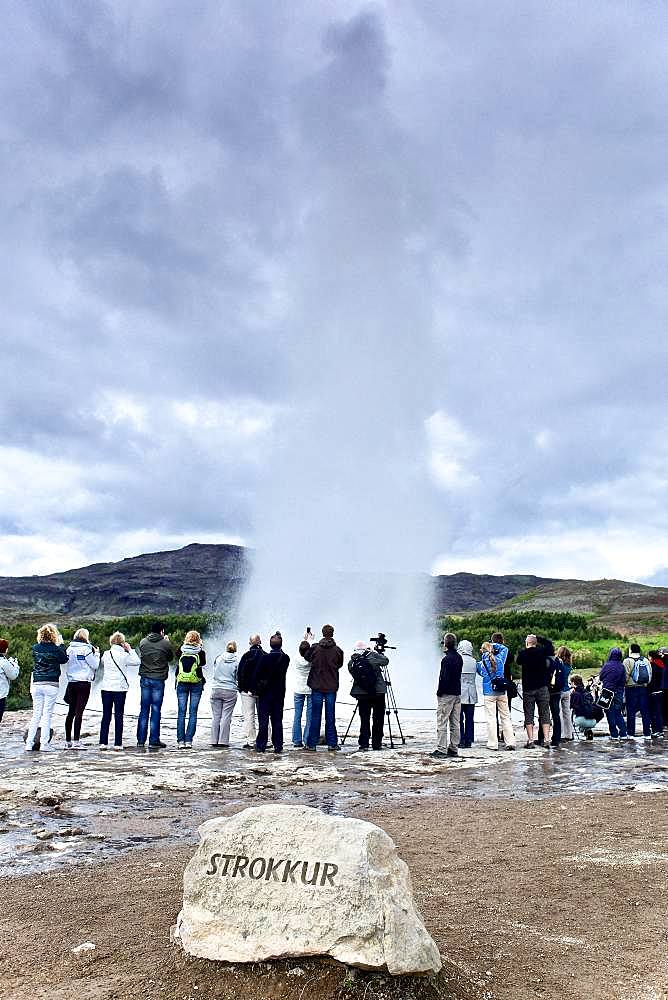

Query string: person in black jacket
[255,632,289,754]
[431,633,463,759]
[348,641,389,751]
[237,635,265,749]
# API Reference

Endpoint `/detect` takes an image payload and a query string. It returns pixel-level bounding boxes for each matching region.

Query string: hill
[0,544,667,632]
[0,543,248,618]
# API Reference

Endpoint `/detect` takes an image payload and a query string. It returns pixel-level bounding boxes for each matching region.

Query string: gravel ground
[0,789,667,1000]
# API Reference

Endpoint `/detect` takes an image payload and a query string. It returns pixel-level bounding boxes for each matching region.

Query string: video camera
[369,632,397,654]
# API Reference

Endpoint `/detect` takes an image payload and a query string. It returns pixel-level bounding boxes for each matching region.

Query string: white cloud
[424,411,480,491]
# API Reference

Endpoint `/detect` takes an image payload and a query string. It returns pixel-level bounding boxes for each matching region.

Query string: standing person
[556,646,574,740]
[545,641,566,748]
[26,624,68,752]
[136,622,174,750]
[431,633,463,759]
[237,634,265,749]
[348,640,389,752]
[647,650,664,740]
[516,635,551,749]
[0,639,19,725]
[292,640,313,748]
[99,632,139,750]
[491,632,513,743]
[64,628,100,749]
[623,643,652,740]
[176,630,206,749]
[599,647,629,742]
[476,640,516,751]
[210,641,238,748]
[255,632,289,754]
[304,624,344,752]
[458,639,478,748]
[661,648,668,732]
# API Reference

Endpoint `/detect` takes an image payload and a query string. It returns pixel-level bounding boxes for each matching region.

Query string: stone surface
[175,804,441,975]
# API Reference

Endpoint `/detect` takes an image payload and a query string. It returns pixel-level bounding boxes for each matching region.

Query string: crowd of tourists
[432,632,667,758]
[0,622,666,755]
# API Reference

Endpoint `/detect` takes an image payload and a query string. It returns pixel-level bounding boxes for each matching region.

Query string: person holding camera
[432,632,463,759]
[476,639,516,750]
[26,623,68,752]
[64,627,100,749]
[303,624,344,752]
[99,631,140,750]
[0,639,19,726]
[348,640,389,751]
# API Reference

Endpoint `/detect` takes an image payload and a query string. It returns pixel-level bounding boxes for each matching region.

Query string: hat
[0,639,8,656]
[354,641,368,651]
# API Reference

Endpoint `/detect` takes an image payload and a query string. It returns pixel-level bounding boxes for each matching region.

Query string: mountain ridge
[1,543,667,631]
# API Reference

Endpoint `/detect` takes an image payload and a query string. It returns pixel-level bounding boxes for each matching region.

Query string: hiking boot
[148,741,166,750]
[430,750,448,759]
[446,747,458,757]
[525,741,535,749]
[505,744,517,751]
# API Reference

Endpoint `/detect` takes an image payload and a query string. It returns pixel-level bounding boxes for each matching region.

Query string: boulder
[175,804,441,975]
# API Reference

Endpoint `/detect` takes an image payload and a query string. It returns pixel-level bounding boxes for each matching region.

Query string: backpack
[350,652,377,695]
[176,650,201,684]
[547,656,565,694]
[631,657,650,686]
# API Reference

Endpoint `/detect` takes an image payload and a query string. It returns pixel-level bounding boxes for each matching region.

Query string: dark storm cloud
[0,0,667,580]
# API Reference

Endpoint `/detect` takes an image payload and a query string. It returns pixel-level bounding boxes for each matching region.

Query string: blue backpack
[631,657,650,685]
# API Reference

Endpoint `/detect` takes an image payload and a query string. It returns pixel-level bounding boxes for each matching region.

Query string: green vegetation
[0,613,225,710]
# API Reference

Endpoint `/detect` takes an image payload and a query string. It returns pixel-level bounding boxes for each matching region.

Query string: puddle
[2,708,667,875]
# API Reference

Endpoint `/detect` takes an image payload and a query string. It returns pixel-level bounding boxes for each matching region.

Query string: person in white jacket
[0,638,20,725]
[99,632,140,750]
[210,641,238,747]
[64,628,100,749]
[457,639,478,747]
[292,640,313,747]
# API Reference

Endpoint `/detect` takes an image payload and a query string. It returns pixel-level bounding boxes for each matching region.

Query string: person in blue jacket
[476,641,516,750]
[599,647,629,741]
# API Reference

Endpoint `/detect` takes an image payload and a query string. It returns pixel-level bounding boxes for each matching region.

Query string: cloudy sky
[2,0,667,585]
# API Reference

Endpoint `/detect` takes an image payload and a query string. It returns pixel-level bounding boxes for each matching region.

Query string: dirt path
[0,790,666,1000]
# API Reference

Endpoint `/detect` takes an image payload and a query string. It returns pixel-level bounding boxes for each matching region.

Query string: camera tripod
[341,662,406,749]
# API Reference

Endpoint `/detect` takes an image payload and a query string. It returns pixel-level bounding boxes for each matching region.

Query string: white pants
[211,689,237,745]
[484,694,515,749]
[27,683,59,750]
[241,693,258,743]
[560,691,574,738]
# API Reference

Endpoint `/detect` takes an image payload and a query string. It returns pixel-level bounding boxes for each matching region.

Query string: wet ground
[2,706,667,877]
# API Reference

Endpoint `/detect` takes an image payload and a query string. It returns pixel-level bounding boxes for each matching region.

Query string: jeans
[292,692,312,746]
[605,692,628,738]
[650,693,664,735]
[65,681,92,741]
[436,694,461,751]
[549,691,562,746]
[26,683,59,750]
[308,690,337,749]
[100,690,127,746]
[358,694,385,750]
[211,688,237,745]
[176,682,203,744]
[257,688,285,752]
[137,677,166,745]
[626,686,651,736]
